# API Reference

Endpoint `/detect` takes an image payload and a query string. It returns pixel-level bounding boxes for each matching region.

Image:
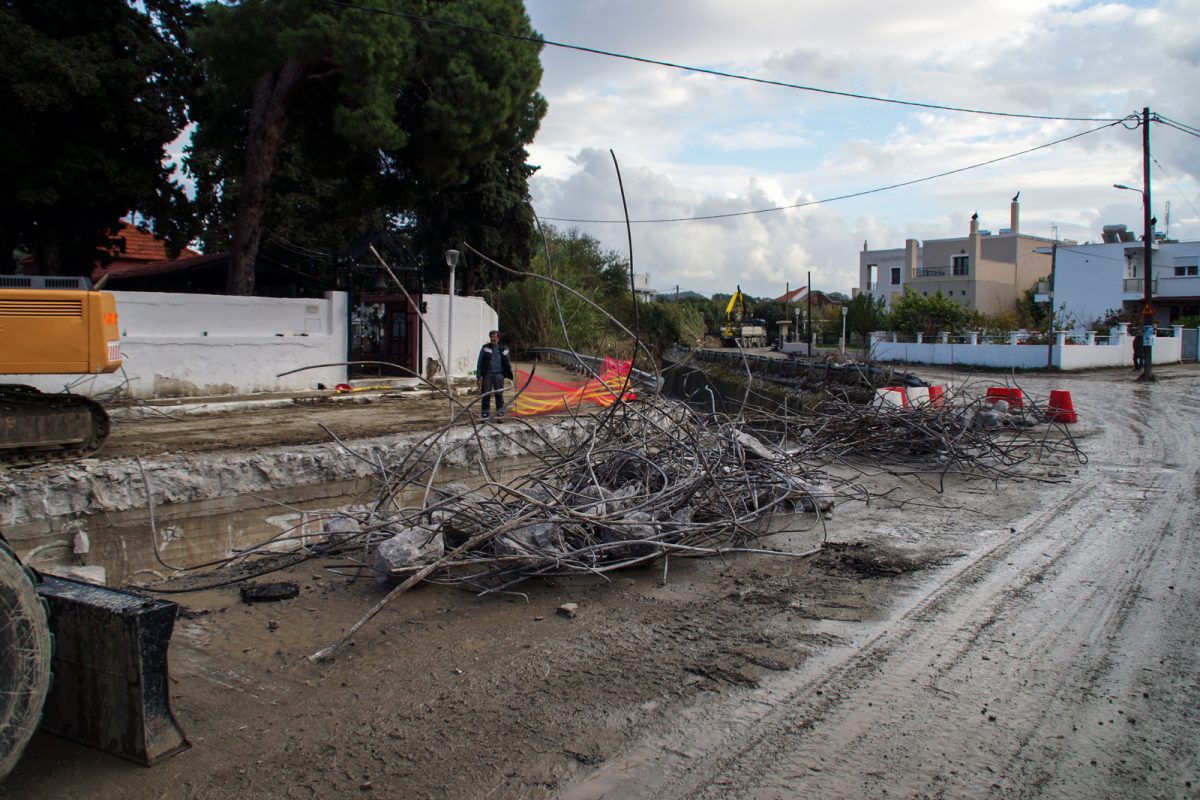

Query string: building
[858,197,1056,316]
[1050,224,1200,330]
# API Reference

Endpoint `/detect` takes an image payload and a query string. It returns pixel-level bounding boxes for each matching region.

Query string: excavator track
[0,386,111,465]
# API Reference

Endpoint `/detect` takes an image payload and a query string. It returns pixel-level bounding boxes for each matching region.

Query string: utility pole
[1140,106,1155,382]
[1047,234,1057,369]
[806,271,813,357]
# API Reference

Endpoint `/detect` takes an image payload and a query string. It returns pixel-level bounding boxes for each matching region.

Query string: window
[1174,258,1198,277]
[890,267,901,285]
[952,254,969,276]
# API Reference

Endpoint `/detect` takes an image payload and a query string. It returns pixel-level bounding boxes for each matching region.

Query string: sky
[520,0,1200,299]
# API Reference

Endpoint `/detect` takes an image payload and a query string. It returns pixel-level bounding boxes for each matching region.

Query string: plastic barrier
[985,387,1023,408]
[1047,389,1077,423]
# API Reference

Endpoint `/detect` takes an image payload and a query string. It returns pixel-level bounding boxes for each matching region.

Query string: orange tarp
[511,358,637,417]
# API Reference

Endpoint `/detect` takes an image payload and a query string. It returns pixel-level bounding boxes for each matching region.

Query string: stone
[373,525,444,583]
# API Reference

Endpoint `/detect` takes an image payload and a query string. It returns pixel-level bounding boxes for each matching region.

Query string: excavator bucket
[35,575,190,766]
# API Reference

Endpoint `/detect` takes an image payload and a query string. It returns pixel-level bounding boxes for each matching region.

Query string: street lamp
[445,249,459,387]
[793,306,800,344]
[1113,183,1154,381]
[840,306,848,354]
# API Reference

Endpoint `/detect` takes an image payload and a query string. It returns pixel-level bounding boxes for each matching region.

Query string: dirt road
[2,364,1197,799]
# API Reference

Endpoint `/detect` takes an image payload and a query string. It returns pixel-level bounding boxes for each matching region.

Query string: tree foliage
[496,226,702,363]
[845,292,888,342]
[886,288,967,336]
[0,0,197,274]
[189,0,546,295]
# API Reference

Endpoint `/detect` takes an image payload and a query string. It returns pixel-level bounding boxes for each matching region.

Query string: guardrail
[526,347,662,391]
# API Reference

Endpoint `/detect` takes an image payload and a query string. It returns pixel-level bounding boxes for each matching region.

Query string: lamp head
[445,249,460,268]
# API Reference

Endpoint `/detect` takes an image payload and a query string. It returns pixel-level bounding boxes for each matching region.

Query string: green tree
[1014,277,1050,330]
[497,226,627,353]
[886,288,966,337]
[845,292,888,344]
[190,0,545,295]
[0,0,197,274]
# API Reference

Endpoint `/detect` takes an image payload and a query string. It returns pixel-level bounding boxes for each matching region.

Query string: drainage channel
[0,421,584,586]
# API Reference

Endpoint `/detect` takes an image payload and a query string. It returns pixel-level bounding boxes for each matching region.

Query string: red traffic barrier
[985,386,1023,408]
[927,385,946,407]
[1047,389,1077,423]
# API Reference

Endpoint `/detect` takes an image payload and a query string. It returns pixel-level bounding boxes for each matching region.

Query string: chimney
[904,238,919,278]
[1010,198,1020,234]
[969,211,979,238]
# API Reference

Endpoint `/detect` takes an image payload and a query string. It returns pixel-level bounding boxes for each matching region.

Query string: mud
[2,363,1198,800]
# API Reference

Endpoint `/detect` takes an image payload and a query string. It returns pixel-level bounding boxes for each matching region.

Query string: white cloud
[524,0,1200,297]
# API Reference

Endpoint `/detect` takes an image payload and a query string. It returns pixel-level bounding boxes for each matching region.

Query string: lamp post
[445,249,459,386]
[1115,180,1154,381]
[793,306,800,344]
[840,306,848,354]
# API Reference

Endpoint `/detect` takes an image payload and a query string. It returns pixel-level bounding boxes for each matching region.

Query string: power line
[1156,114,1200,137]
[1151,157,1200,223]
[541,121,1125,225]
[1155,118,1200,140]
[315,0,1125,123]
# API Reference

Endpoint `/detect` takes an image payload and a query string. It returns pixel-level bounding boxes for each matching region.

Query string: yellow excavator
[719,286,768,348]
[0,276,122,462]
[1,277,187,781]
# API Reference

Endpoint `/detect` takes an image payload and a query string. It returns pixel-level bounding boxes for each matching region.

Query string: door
[349,294,421,377]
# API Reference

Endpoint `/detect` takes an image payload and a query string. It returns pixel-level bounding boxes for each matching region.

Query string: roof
[774,287,835,304]
[104,221,199,264]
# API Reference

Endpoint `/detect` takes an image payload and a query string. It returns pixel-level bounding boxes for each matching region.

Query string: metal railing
[914,266,949,278]
[1122,277,1158,293]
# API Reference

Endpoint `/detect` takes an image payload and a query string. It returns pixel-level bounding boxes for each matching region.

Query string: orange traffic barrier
[1047,389,1077,423]
[985,386,1023,408]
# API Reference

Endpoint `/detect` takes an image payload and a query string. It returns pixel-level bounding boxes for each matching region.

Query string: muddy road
[2,364,1198,800]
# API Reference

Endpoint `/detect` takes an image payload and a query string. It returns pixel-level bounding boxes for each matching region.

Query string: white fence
[870,324,1189,370]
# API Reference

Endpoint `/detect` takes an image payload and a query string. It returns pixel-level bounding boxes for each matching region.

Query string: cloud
[524,0,1200,296]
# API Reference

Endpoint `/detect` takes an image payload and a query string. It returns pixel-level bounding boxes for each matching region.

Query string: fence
[869,323,1191,370]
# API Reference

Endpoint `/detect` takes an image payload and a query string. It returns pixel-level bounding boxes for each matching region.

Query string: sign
[1143,325,1154,348]
[1141,303,1155,316]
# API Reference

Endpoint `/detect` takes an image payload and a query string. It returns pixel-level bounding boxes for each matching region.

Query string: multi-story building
[858,197,1056,316]
[1051,224,1200,329]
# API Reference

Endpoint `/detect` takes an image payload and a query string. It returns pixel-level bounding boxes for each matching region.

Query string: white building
[1051,224,1200,329]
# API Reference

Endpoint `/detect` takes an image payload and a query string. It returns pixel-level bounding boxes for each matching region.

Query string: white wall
[14,291,350,399]
[420,294,498,379]
[870,329,1185,370]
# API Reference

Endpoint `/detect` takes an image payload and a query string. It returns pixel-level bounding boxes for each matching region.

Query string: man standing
[476,330,513,420]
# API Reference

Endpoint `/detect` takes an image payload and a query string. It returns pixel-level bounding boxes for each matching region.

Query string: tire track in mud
[558,372,1200,800]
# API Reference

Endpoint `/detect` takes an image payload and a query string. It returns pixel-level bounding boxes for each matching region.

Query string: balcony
[914,266,949,278]
[866,282,878,292]
[1122,278,1158,293]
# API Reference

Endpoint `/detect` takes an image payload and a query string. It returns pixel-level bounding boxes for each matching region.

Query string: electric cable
[314,0,1126,124]
[541,120,1126,224]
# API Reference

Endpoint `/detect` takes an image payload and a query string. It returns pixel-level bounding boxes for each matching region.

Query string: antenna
[1165,201,1171,238]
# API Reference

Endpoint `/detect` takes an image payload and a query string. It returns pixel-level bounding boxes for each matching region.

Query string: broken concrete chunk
[494,522,565,558]
[373,525,445,583]
[557,602,578,618]
[321,514,362,535]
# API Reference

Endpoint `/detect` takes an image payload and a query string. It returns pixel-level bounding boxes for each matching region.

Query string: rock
[557,602,578,618]
[494,522,564,558]
[373,525,445,583]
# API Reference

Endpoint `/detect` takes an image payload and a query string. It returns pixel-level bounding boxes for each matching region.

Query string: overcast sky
[520,0,1200,299]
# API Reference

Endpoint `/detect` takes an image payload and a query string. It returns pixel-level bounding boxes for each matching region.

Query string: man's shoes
[481,412,490,421]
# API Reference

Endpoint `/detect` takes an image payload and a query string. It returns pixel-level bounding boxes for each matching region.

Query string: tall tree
[190,0,545,295]
[0,0,196,274]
